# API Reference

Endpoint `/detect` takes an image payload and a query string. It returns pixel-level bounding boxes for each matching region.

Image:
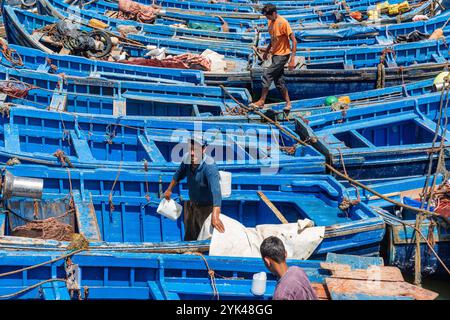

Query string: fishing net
[12,217,74,241]
[0,80,36,99]
[122,53,212,71]
[8,198,76,242]
[434,181,450,219]
[118,0,160,24]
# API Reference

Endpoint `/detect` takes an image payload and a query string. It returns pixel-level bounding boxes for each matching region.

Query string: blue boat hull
[295,92,450,179]
[0,165,385,259]
[0,250,328,300]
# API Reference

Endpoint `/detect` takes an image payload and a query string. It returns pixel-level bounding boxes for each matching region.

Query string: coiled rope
[0,79,37,99]
[0,42,23,67]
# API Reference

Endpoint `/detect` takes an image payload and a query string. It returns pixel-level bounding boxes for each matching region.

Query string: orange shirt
[268,16,293,56]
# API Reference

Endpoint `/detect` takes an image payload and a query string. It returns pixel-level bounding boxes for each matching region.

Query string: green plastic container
[325,96,338,106]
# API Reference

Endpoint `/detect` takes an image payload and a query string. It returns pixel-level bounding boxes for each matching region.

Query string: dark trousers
[184,201,213,241]
[262,54,290,92]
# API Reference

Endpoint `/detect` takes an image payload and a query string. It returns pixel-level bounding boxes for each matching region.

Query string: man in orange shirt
[253,4,297,112]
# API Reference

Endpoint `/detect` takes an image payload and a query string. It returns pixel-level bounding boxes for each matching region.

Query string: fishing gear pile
[38,20,112,58]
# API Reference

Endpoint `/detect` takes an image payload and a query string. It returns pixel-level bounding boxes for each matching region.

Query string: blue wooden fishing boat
[45,0,437,30]
[258,10,450,49]
[9,4,450,98]
[65,0,258,44]
[78,0,327,16]
[265,77,438,118]
[0,44,205,85]
[4,4,252,85]
[0,64,253,118]
[134,0,362,15]
[38,0,256,33]
[256,0,426,8]
[0,165,385,259]
[131,0,258,13]
[49,0,445,50]
[295,92,450,179]
[250,33,450,99]
[0,250,327,300]
[0,104,326,173]
[0,63,439,122]
[6,4,253,66]
[0,251,436,300]
[36,0,257,47]
[136,0,349,16]
[62,0,396,25]
[347,175,450,277]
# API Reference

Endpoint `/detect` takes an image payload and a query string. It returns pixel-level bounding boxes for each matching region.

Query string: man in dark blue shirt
[164,139,225,240]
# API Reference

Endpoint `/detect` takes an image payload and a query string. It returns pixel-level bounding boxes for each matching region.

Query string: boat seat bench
[4,124,21,154]
[122,92,227,108]
[70,131,96,162]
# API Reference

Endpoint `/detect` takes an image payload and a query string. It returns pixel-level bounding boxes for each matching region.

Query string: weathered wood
[330,292,414,300]
[3,124,20,154]
[320,262,404,282]
[325,278,439,300]
[325,253,384,267]
[113,99,127,116]
[73,191,101,241]
[49,91,67,111]
[257,191,288,224]
[311,283,330,300]
[368,188,423,200]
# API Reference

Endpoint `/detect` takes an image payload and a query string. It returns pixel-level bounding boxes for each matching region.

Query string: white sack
[197,214,325,260]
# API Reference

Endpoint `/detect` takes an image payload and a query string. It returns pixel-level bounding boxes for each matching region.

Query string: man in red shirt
[253,4,297,112]
[260,236,318,300]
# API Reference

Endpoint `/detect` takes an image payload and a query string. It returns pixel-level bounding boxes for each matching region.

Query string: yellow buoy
[88,19,108,29]
[338,96,351,104]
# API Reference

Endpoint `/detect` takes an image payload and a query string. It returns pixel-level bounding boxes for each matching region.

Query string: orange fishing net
[118,0,160,24]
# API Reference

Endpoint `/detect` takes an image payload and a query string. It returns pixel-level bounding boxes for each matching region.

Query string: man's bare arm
[288,32,297,70]
[164,179,178,200]
[211,206,225,233]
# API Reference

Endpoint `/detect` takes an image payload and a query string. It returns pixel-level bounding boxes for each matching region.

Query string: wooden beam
[311,283,330,300]
[325,278,439,300]
[257,191,288,224]
[321,262,404,282]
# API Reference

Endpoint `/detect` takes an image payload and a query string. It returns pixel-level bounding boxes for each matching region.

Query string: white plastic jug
[219,171,232,198]
[251,272,267,296]
[157,199,182,221]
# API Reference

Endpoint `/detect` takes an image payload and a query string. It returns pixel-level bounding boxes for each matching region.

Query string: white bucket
[219,171,232,198]
[251,272,267,296]
[156,199,183,221]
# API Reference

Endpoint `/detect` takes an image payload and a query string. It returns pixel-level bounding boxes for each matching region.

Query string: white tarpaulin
[201,49,227,73]
[197,214,325,260]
